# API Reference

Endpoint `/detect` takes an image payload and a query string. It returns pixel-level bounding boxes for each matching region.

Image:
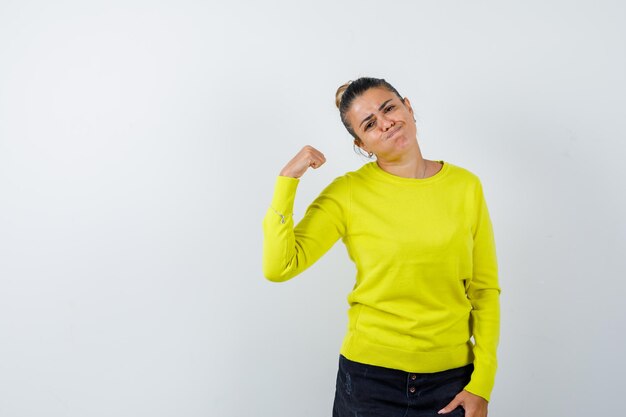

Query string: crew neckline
[368,160,449,184]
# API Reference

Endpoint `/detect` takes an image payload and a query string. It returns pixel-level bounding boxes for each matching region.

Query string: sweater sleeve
[262,175,348,282]
[463,179,501,402]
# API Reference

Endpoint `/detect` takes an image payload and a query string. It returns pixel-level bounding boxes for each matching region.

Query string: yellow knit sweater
[262,160,500,401]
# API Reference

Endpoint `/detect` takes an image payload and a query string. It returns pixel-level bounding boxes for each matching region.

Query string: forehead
[348,88,399,120]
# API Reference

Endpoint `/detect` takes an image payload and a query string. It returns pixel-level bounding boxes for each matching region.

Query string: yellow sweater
[262,160,500,401]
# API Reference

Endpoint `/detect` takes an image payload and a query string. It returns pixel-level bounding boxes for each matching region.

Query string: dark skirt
[332,355,473,417]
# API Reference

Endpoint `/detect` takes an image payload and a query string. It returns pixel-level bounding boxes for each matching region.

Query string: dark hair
[335,77,404,141]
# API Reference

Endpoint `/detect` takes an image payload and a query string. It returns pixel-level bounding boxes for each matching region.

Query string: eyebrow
[359,99,393,129]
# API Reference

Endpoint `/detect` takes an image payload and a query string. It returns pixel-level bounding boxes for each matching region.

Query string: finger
[461,402,486,417]
[309,157,325,169]
[305,146,325,162]
[307,153,325,167]
[438,397,462,414]
[309,154,326,169]
[301,145,322,160]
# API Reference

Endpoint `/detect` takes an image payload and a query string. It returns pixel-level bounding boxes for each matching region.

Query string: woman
[263,77,500,417]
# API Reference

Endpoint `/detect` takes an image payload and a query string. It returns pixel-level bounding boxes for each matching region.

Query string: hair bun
[335,81,352,109]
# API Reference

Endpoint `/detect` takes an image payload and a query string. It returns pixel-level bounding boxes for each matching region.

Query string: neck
[376,149,428,179]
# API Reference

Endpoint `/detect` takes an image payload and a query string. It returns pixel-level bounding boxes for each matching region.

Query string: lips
[386,125,402,140]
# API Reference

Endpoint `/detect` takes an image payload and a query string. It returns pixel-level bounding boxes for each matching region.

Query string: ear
[354,138,368,153]
[403,97,414,115]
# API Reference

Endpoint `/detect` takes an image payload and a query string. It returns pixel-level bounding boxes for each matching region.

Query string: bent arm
[262,175,348,282]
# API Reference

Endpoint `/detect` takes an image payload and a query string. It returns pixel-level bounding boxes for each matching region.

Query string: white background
[1,1,625,416]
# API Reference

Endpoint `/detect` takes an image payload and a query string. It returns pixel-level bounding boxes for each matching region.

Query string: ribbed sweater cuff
[463,366,496,402]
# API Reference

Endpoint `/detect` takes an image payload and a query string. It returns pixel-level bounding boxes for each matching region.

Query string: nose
[379,113,394,131]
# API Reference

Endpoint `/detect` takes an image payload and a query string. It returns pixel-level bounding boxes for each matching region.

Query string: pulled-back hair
[335,77,403,140]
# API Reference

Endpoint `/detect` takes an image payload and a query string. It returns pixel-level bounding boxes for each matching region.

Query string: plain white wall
[1,0,624,416]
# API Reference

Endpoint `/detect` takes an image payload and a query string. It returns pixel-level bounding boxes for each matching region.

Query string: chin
[392,135,412,147]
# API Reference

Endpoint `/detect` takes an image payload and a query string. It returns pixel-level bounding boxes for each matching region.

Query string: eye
[385,105,395,112]
[365,120,375,130]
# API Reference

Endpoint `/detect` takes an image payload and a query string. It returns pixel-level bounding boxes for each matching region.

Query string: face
[346,87,417,161]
